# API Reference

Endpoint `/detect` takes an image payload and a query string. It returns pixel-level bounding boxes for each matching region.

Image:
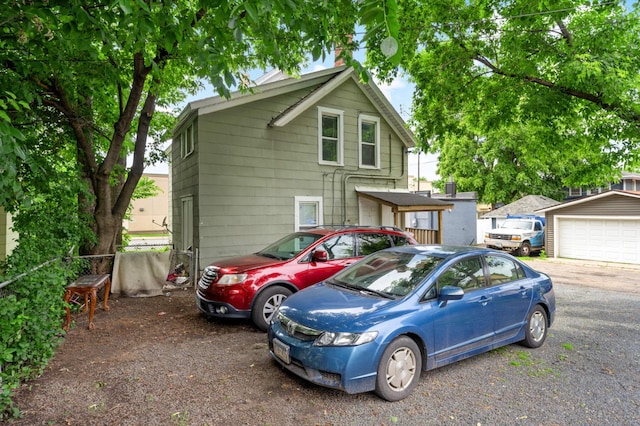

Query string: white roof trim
[536,190,640,213]
[269,70,352,127]
[174,67,346,130]
[173,66,416,148]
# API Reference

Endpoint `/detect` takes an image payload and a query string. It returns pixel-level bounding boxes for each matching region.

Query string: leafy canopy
[0,0,402,255]
[370,0,640,203]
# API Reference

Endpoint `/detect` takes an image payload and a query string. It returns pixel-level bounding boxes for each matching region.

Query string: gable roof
[536,190,640,214]
[482,195,560,218]
[174,66,416,148]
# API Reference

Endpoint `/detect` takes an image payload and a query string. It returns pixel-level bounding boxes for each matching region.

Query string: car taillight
[198,266,218,289]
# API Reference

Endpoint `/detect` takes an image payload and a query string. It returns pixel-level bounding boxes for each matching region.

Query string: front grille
[200,299,215,314]
[198,266,219,289]
[318,370,341,386]
[488,234,512,240]
[278,313,321,341]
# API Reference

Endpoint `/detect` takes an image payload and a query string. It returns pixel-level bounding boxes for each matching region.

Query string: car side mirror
[312,250,328,262]
[438,285,464,307]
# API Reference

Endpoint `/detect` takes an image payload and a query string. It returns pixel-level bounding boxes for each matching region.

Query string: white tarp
[111,250,172,297]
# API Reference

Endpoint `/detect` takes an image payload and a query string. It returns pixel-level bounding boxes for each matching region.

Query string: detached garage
[537,190,640,265]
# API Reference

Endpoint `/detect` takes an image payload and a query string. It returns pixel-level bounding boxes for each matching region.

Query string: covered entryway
[356,190,454,244]
[556,217,640,264]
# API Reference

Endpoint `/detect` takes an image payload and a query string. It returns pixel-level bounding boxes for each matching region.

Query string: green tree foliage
[0,1,402,418]
[0,0,401,258]
[371,0,640,203]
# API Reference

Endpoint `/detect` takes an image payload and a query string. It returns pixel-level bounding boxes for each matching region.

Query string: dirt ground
[8,258,640,425]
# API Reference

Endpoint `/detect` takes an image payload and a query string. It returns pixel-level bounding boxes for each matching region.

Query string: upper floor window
[359,114,380,169]
[318,107,343,166]
[180,124,194,158]
[568,187,582,197]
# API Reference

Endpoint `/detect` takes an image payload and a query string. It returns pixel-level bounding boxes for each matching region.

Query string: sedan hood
[209,253,284,272]
[279,283,398,330]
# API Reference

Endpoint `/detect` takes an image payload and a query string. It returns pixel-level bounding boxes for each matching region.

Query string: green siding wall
[174,79,409,264]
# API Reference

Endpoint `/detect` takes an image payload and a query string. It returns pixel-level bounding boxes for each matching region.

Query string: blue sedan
[268,245,555,401]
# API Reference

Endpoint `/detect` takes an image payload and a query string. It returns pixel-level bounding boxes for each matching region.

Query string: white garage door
[557,217,640,264]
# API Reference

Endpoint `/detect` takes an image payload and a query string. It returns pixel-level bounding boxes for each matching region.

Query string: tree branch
[466,47,640,123]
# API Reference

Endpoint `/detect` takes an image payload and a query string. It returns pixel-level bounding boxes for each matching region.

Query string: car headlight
[217,274,248,284]
[314,331,378,347]
[270,308,281,325]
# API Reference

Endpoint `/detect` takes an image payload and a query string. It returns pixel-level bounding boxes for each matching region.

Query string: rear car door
[483,254,533,342]
[356,232,393,256]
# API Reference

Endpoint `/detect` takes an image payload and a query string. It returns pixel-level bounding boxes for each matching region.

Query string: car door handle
[519,286,528,296]
[477,296,492,305]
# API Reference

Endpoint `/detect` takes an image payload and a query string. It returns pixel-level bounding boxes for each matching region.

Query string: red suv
[196,226,417,331]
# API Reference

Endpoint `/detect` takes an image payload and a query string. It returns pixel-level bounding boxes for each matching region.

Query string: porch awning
[356,191,454,213]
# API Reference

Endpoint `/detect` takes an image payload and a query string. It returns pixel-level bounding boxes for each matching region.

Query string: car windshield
[257,232,324,260]
[500,220,532,230]
[328,251,443,298]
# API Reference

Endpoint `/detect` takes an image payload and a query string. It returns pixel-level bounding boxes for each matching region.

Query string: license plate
[273,338,291,364]
[494,242,502,248]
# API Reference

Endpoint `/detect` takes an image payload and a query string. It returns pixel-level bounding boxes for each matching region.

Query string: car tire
[375,336,422,401]
[251,286,292,332]
[518,241,532,257]
[521,305,548,348]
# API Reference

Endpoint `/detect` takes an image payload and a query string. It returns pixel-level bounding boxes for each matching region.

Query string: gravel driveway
[10,258,640,425]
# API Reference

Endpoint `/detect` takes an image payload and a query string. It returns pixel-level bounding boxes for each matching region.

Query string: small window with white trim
[318,107,343,165]
[295,196,323,231]
[180,124,194,158]
[359,114,380,169]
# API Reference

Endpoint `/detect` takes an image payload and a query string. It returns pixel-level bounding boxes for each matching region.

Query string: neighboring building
[536,190,640,265]
[408,175,433,192]
[126,173,169,234]
[408,191,478,246]
[564,171,640,199]
[171,66,452,265]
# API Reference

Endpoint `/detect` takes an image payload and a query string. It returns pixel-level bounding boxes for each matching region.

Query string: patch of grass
[562,342,574,351]
[171,410,190,426]
[87,402,105,412]
[507,350,559,377]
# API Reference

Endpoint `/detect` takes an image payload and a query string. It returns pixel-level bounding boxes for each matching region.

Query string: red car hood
[208,253,285,273]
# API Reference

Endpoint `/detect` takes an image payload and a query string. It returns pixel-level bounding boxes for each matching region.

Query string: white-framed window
[295,196,323,231]
[358,114,380,169]
[568,187,582,197]
[318,107,343,166]
[180,124,194,158]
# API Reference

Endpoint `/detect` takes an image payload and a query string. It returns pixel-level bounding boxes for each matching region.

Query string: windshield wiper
[358,287,394,299]
[326,279,358,291]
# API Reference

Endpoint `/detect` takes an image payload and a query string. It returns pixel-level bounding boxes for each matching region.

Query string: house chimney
[445,175,457,198]
[335,34,353,67]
